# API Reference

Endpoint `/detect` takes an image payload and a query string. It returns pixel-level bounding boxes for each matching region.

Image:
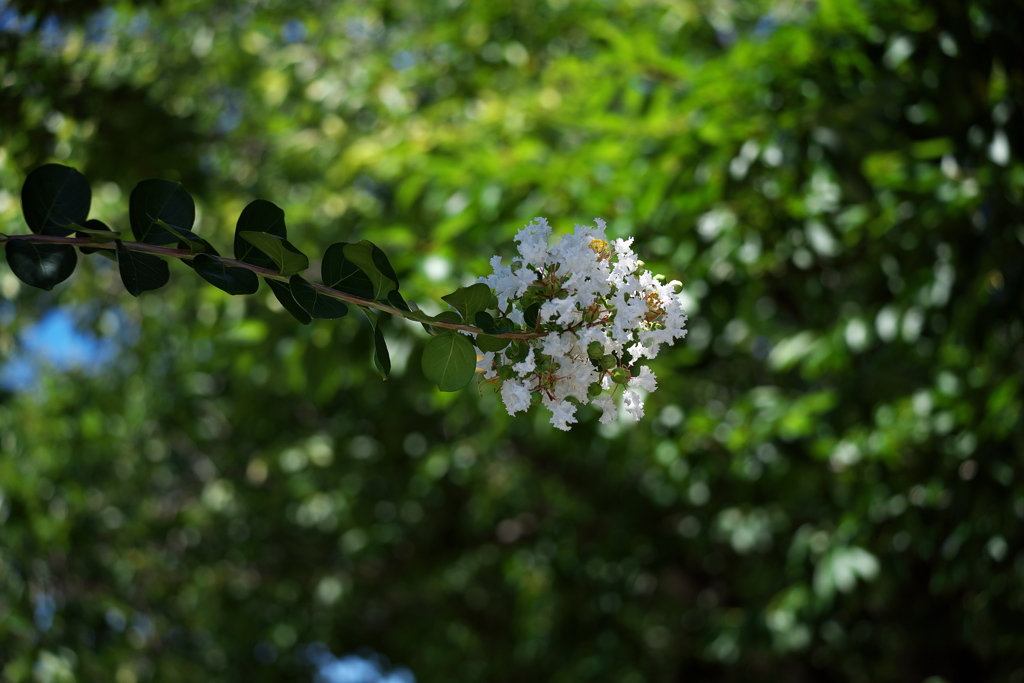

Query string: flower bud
[599,354,617,370]
[587,342,604,359]
[587,382,603,397]
[610,367,630,385]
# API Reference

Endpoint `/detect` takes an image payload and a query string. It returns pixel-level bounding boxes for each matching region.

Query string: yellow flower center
[589,239,611,261]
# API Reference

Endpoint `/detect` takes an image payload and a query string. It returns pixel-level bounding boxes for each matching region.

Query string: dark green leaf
[421,310,463,336]
[289,275,349,319]
[76,219,118,257]
[358,306,391,379]
[5,240,77,291]
[234,199,287,268]
[21,164,91,236]
[369,241,401,289]
[475,334,513,352]
[524,302,541,329]
[116,241,169,296]
[238,232,308,276]
[387,289,410,312]
[342,241,398,301]
[193,253,259,295]
[322,242,375,299]
[475,311,516,334]
[473,314,514,352]
[156,219,217,255]
[266,278,311,324]
[129,179,195,245]
[422,331,477,392]
[442,283,492,321]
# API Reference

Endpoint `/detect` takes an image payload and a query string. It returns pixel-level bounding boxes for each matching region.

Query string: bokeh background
[2,0,1023,681]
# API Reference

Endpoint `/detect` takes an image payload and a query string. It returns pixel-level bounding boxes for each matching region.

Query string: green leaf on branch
[417,310,463,336]
[289,275,349,319]
[156,219,217,255]
[116,240,169,296]
[321,242,375,299]
[442,282,492,321]
[422,331,477,392]
[238,232,309,276]
[21,163,91,236]
[357,307,391,379]
[474,311,513,334]
[76,219,118,258]
[473,313,514,352]
[129,179,195,246]
[266,278,311,324]
[5,240,77,291]
[342,241,399,301]
[523,302,541,329]
[193,253,259,295]
[476,334,512,352]
[387,289,410,312]
[234,199,287,269]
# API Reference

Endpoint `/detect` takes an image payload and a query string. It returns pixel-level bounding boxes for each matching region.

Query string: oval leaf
[342,241,397,301]
[5,240,77,291]
[422,331,477,392]
[116,241,169,296]
[76,219,118,257]
[289,275,349,319]
[442,283,492,321]
[234,199,287,268]
[193,253,260,295]
[130,179,195,245]
[21,164,91,236]
[322,242,375,299]
[266,278,311,324]
[239,232,308,276]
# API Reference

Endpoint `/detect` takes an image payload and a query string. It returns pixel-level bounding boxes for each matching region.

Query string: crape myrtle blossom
[475,218,687,430]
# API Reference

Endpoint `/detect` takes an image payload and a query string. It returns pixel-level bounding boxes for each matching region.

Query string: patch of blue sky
[300,644,415,683]
[0,306,130,393]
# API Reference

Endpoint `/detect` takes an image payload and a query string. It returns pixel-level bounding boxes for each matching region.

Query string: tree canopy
[1,0,1022,681]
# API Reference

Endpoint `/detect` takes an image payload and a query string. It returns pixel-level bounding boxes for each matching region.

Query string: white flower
[591,395,618,424]
[628,365,658,393]
[545,398,578,431]
[515,217,552,266]
[513,348,536,375]
[500,379,533,415]
[477,351,497,379]
[476,216,687,429]
[622,389,645,421]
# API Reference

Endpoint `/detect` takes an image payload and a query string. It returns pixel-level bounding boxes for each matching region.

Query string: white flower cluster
[476,217,688,430]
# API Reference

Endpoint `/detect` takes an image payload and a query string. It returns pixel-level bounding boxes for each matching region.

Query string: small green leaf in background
[193,253,259,295]
[5,241,77,291]
[234,199,287,269]
[129,179,195,245]
[266,278,311,324]
[322,242,375,299]
[289,275,349,319]
[441,282,492,321]
[422,331,477,392]
[21,163,91,236]
[115,241,169,296]
[238,232,308,276]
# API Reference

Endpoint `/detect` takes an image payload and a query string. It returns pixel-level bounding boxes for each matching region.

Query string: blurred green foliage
[1,0,1023,681]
